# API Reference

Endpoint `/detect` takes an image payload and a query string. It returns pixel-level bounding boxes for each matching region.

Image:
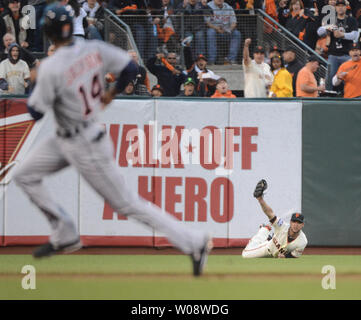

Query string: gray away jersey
[28,38,131,130]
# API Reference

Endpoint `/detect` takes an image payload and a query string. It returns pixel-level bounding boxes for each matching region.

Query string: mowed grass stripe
[1,277,360,300]
[0,255,361,275]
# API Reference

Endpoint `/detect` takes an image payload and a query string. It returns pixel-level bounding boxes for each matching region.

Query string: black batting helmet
[41,3,74,42]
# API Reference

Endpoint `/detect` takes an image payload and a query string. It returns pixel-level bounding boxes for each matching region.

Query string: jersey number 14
[78,74,102,116]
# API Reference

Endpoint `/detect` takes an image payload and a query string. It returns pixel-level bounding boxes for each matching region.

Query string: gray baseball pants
[14,123,207,254]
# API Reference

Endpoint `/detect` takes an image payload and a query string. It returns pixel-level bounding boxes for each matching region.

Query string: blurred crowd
[1,0,361,98]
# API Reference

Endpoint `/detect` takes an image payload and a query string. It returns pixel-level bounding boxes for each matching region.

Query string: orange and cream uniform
[242,216,307,258]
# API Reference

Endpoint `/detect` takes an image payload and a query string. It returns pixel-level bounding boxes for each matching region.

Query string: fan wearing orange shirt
[333,42,361,98]
[211,77,236,98]
[296,55,325,97]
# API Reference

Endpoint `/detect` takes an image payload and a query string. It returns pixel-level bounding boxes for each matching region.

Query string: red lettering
[119,124,138,167]
[126,128,142,168]
[165,177,182,220]
[184,177,207,222]
[242,127,258,170]
[224,127,240,170]
[161,126,184,168]
[109,124,120,159]
[210,177,234,223]
[138,176,162,208]
[200,126,222,170]
[143,124,159,168]
[102,202,127,220]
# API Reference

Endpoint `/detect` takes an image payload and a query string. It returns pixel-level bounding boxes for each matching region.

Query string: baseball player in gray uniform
[242,180,307,258]
[14,3,212,276]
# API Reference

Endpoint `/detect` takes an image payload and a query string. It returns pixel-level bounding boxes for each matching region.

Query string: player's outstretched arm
[253,179,275,221]
[257,197,275,221]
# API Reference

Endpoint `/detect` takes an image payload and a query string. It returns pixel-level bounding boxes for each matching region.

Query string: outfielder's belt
[56,121,92,139]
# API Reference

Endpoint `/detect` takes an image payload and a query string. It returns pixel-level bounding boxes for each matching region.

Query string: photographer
[317,0,358,90]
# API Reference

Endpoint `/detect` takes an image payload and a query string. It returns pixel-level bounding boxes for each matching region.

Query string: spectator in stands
[242,38,273,97]
[278,0,311,40]
[177,77,198,96]
[265,45,283,64]
[315,35,329,58]
[183,45,214,88]
[177,0,210,57]
[0,0,34,50]
[28,0,47,52]
[47,44,56,56]
[283,46,303,96]
[128,49,151,95]
[317,0,358,90]
[254,0,280,34]
[197,70,220,97]
[314,0,336,52]
[269,55,293,97]
[83,0,105,40]
[62,0,88,38]
[226,0,250,10]
[146,51,186,96]
[302,5,322,50]
[269,45,282,59]
[296,54,325,97]
[121,81,136,95]
[0,42,30,94]
[155,0,178,52]
[151,84,164,96]
[205,0,241,65]
[1,33,39,68]
[332,42,361,98]
[211,77,236,98]
[110,0,158,61]
[348,0,361,28]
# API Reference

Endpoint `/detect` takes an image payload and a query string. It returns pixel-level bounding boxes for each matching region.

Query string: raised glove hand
[253,179,267,198]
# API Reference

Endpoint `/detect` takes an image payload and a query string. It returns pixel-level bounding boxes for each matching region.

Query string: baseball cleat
[33,238,82,258]
[191,235,213,277]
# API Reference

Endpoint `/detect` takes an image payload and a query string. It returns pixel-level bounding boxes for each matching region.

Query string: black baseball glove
[253,179,267,198]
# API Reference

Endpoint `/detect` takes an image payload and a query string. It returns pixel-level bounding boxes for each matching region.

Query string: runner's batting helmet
[41,3,74,42]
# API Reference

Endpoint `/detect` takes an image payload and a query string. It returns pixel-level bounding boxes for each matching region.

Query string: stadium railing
[106,8,329,80]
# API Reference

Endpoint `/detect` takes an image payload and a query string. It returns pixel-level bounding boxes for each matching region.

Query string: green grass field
[0,254,360,299]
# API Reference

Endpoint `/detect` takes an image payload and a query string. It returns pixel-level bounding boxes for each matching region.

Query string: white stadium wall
[0,99,302,247]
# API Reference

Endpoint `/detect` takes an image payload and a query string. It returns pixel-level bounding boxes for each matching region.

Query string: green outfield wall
[302,100,361,246]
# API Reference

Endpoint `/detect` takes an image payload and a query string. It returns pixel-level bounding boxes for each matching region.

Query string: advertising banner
[0,98,302,247]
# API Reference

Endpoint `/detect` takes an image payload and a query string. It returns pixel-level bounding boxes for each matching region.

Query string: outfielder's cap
[196,54,208,62]
[291,213,304,223]
[254,45,265,54]
[41,3,74,41]
[336,0,346,5]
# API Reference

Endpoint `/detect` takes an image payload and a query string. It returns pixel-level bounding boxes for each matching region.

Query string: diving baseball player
[242,180,307,258]
[13,3,212,277]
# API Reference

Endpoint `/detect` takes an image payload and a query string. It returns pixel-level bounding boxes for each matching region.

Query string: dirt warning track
[0,246,360,255]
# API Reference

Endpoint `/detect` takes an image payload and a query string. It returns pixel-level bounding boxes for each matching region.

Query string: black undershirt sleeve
[269,216,277,224]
